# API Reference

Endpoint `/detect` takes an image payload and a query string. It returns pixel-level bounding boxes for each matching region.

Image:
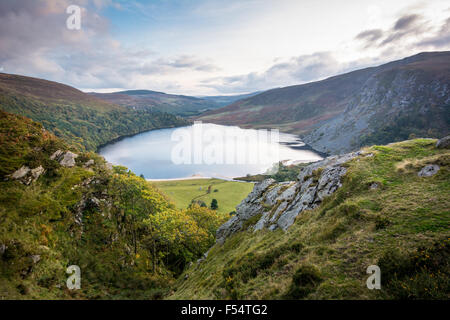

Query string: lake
[99,123,323,179]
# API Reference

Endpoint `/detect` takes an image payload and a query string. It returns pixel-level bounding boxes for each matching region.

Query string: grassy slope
[169,139,449,299]
[153,179,254,215]
[0,111,224,299]
[0,73,189,151]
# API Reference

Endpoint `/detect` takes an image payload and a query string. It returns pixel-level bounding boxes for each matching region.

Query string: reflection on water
[99,123,323,179]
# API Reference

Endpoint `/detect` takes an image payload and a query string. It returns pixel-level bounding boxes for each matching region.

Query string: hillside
[170,137,450,299]
[0,110,226,299]
[89,90,261,117]
[198,52,450,154]
[198,91,262,107]
[0,73,189,151]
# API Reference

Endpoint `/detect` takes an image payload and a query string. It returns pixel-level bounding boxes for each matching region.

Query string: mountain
[171,137,450,299]
[89,90,214,117]
[198,52,450,154]
[197,91,263,107]
[0,73,188,151]
[89,90,262,117]
[0,110,226,299]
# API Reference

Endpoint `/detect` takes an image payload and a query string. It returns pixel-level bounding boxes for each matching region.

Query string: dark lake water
[99,123,323,179]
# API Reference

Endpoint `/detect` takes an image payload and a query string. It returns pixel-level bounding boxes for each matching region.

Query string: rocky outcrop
[10,166,30,180]
[216,151,362,244]
[9,165,45,185]
[59,151,78,167]
[50,150,78,167]
[436,135,450,149]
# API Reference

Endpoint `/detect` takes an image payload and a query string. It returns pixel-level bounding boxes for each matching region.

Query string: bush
[378,239,450,299]
[210,199,218,210]
[283,265,323,299]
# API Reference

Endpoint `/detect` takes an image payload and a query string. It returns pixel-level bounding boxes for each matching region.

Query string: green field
[152,178,254,215]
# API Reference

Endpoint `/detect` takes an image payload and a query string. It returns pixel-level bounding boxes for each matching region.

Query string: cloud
[354,11,449,51]
[1,1,449,95]
[355,29,384,43]
[393,14,421,31]
[0,0,219,91]
[419,17,450,48]
[201,52,348,94]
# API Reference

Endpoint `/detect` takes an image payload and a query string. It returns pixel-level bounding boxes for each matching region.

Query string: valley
[0,52,449,301]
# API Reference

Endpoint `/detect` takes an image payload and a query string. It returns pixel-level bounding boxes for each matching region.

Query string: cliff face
[303,53,450,154]
[216,151,364,244]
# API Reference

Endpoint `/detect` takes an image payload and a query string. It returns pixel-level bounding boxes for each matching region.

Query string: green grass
[169,139,450,300]
[153,179,254,215]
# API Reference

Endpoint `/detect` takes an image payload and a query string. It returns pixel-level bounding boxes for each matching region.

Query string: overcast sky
[0,0,449,95]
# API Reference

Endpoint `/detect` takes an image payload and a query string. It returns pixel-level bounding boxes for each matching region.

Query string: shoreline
[147,174,254,183]
[96,122,192,153]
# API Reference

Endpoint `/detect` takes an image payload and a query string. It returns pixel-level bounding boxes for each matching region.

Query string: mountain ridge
[89,90,261,117]
[197,52,450,154]
[0,73,189,151]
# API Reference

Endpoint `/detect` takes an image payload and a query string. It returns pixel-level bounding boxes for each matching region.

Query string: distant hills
[198,52,450,154]
[0,73,188,151]
[89,90,261,117]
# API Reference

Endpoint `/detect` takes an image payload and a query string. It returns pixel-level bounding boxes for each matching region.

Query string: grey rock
[59,151,78,167]
[436,135,450,149]
[11,166,30,179]
[31,166,45,180]
[9,165,45,185]
[83,159,95,168]
[370,183,379,189]
[0,243,6,256]
[216,152,360,243]
[254,212,270,231]
[418,165,440,177]
[50,150,64,160]
[216,215,241,244]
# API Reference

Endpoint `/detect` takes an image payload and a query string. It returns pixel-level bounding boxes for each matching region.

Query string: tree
[211,199,218,210]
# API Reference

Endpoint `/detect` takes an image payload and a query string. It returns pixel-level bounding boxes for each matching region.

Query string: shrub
[283,265,323,299]
[378,239,450,299]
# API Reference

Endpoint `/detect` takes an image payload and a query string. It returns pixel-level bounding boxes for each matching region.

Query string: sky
[0,0,449,95]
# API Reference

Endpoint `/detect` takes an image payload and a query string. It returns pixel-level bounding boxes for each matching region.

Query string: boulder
[59,151,78,167]
[11,166,30,179]
[418,165,440,177]
[436,135,450,149]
